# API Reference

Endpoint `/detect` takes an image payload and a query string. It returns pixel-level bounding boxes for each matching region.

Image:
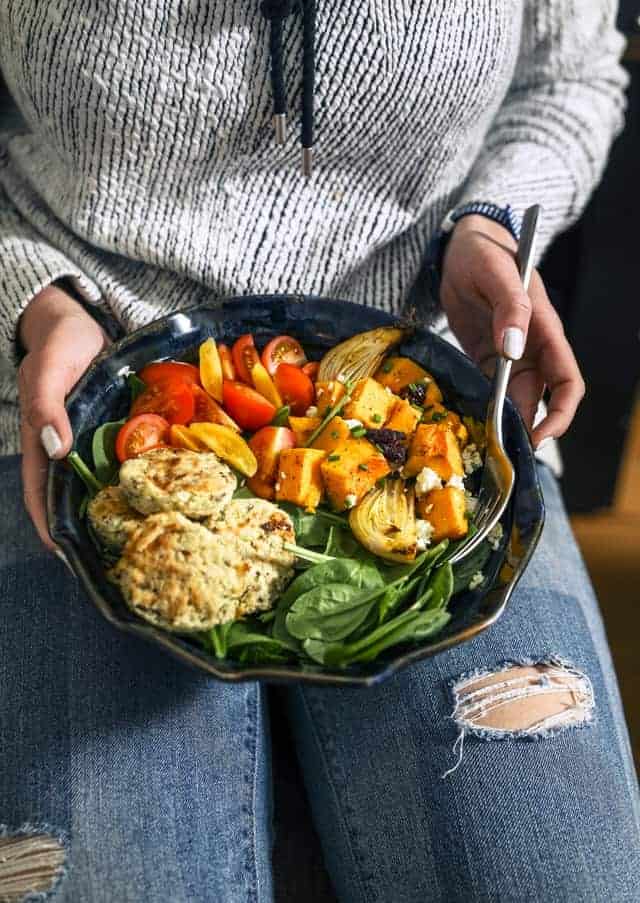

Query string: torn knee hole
[0,833,65,902]
[451,658,594,737]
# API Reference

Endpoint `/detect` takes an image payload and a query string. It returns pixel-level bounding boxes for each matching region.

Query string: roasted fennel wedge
[317,326,406,384]
[349,478,417,563]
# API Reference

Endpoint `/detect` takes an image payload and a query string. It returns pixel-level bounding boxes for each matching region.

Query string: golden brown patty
[87,485,145,552]
[205,499,295,617]
[109,512,246,631]
[119,447,236,518]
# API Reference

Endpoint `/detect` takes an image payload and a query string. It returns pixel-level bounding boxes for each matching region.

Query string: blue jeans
[1,454,639,902]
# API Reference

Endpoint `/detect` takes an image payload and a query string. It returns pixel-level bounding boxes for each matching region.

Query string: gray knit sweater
[0,0,627,453]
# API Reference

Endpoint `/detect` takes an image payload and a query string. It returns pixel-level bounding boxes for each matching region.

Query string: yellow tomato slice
[251,360,283,408]
[189,422,258,477]
[199,338,223,402]
[169,424,206,452]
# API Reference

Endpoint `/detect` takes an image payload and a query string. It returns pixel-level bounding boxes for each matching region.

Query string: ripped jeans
[1,455,639,903]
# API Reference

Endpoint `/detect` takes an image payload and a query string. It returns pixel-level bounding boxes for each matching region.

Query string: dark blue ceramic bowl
[47,296,544,687]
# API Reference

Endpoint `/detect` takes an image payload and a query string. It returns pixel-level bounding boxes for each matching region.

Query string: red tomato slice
[138,361,200,387]
[115,414,170,462]
[261,335,307,376]
[301,361,320,381]
[218,344,236,381]
[232,334,260,384]
[274,363,315,416]
[222,380,276,431]
[248,426,296,483]
[131,379,195,425]
[191,385,240,432]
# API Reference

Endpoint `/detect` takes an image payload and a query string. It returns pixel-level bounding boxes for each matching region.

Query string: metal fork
[448,204,540,565]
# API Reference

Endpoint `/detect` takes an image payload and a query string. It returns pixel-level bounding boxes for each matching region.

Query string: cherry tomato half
[232,334,260,384]
[218,343,236,381]
[131,379,195,425]
[191,385,240,432]
[301,361,320,381]
[247,426,296,498]
[115,414,170,462]
[222,380,276,431]
[274,363,315,416]
[261,335,307,376]
[138,360,200,387]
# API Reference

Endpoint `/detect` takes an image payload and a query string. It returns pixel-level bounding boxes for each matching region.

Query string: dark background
[1,5,639,901]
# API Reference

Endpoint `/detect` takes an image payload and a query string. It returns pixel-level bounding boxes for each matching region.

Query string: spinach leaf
[233,485,255,499]
[426,561,454,611]
[67,450,104,497]
[278,504,349,548]
[205,621,234,658]
[286,583,374,642]
[92,418,125,484]
[127,372,147,402]
[323,525,362,559]
[450,541,492,595]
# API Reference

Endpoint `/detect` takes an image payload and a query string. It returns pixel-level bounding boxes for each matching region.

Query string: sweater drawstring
[260,0,316,177]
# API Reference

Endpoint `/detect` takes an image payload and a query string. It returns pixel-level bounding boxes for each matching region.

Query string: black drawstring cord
[261,0,296,145]
[260,0,316,176]
[300,0,316,176]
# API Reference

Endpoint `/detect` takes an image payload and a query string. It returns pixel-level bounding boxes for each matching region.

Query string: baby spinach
[450,541,492,595]
[127,372,147,401]
[92,418,125,484]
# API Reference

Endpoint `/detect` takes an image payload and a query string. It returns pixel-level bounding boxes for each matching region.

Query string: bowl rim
[48,294,545,688]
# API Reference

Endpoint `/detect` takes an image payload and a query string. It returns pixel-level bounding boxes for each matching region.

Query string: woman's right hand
[18,284,108,550]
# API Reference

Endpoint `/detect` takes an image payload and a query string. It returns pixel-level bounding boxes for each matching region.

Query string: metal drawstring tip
[273,113,287,146]
[302,146,313,177]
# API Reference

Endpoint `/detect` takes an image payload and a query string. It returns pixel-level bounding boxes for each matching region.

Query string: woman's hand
[440,215,585,447]
[18,284,108,549]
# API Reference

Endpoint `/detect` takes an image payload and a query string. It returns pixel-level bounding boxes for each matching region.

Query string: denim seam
[448,654,595,741]
[244,686,259,903]
[0,823,68,902]
[296,688,377,903]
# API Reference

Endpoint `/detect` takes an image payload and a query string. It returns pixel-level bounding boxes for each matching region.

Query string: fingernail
[55,548,76,576]
[503,327,524,361]
[40,424,63,458]
[535,437,553,452]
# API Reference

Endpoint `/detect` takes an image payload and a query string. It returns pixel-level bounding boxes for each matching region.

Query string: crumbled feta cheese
[344,493,357,509]
[462,443,482,475]
[487,522,504,550]
[415,466,442,496]
[464,491,479,515]
[385,386,394,395]
[280,471,286,479]
[305,405,318,417]
[344,418,363,430]
[468,571,484,591]
[447,474,465,491]
[274,483,281,492]
[117,364,133,377]
[336,372,347,384]
[416,518,435,551]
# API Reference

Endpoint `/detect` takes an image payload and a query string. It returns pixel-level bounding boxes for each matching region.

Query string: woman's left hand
[440,214,585,448]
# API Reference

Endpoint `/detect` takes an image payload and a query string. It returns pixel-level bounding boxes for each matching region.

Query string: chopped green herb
[358,463,369,471]
[330,430,340,439]
[381,359,394,373]
[376,476,387,489]
[271,405,291,426]
[328,453,341,462]
[371,413,383,424]
[430,411,447,423]
[350,426,367,438]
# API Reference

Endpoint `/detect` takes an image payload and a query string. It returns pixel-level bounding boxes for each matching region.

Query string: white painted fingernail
[503,327,525,361]
[535,437,553,452]
[40,424,63,458]
[55,549,76,576]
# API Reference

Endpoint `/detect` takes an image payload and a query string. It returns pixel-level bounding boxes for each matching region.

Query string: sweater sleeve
[0,186,102,365]
[457,0,628,254]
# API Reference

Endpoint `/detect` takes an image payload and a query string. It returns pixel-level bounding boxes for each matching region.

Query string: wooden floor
[571,393,640,769]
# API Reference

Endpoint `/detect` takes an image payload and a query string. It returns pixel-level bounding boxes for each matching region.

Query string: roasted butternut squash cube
[320,439,390,511]
[403,423,464,480]
[289,416,322,446]
[311,416,352,453]
[385,397,421,438]
[246,474,276,501]
[374,357,443,404]
[343,377,394,429]
[276,448,326,511]
[315,380,346,416]
[417,486,468,542]
[422,403,469,445]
